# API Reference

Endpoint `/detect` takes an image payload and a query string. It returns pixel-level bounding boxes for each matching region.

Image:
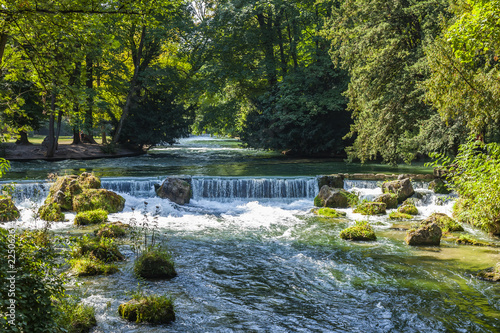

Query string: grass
[56,299,97,333]
[74,209,108,226]
[314,207,346,218]
[339,220,377,241]
[94,223,127,238]
[70,257,119,277]
[72,235,124,263]
[118,294,175,324]
[388,211,413,220]
[7,135,104,145]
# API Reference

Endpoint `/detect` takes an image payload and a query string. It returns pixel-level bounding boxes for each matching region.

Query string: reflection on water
[4,136,432,180]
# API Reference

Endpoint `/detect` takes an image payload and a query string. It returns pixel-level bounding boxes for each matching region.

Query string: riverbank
[2,143,146,162]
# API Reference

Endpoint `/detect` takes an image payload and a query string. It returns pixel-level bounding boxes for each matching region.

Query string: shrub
[0,196,20,222]
[430,140,500,234]
[339,221,377,241]
[118,294,175,324]
[134,248,176,279]
[74,209,108,226]
[56,298,97,333]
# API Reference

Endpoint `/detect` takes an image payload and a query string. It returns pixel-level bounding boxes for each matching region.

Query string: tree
[324,0,454,164]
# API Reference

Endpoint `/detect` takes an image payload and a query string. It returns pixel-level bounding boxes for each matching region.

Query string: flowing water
[2,137,500,332]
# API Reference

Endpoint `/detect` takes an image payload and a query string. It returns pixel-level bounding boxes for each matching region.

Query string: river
[2,136,500,332]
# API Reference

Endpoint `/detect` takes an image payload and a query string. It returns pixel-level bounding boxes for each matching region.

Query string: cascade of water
[191,177,319,200]
[101,177,161,198]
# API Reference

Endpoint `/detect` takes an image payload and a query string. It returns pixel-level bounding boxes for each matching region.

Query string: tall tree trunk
[55,108,63,150]
[85,54,97,143]
[46,93,57,157]
[0,33,8,68]
[72,127,81,144]
[71,61,82,145]
[256,11,277,86]
[286,11,298,70]
[15,130,30,145]
[112,26,147,144]
[276,9,287,76]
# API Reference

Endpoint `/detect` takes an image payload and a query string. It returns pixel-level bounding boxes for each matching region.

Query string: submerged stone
[477,264,500,282]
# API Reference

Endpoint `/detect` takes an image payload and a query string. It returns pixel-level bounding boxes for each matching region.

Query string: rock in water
[317,174,344,189]
[374,193,398,209]
[405,223,442,246]
[382,178,415,203]
[314,185,356,208]
[157,178,192,205]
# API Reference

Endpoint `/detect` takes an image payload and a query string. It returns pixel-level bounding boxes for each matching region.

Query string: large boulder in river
[382,178,414,203]
[314,185,357,208]
[45,173,101,211]
[317,174,344,189]
[405,222,442,246]
[0,197,20,222]
[374,193,397,209]
[73,189,125,213]
[423,213,463,232]
[156,178,192,205]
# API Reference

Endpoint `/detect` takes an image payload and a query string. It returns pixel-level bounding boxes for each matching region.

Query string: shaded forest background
[0,0,499,163]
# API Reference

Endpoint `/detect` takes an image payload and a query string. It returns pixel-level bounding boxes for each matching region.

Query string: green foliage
[70,257,119,277]
[134,247,177,279]
[423,212,464,232]
[325,0,452,164]
[353,202,386,215]
[71,235,124,263]
[0,196,20,222]
[314,208,346,218]
[99,143,117,154]
[0,229,65,332]
[118,293,175,324]
[74,209,108,226]
[388,212,413,220]
[55,296,97,333]
[0,158,9,178]
[38,203,65,222]
[433,140,500,234]
[339,220,377,241]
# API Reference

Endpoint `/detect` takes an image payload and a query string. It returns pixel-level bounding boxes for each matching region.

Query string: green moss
[339,220,377,241]
[314,208,346,218]
[134,248,177,279]
[118,294,175,324]
[313,196,324,207]
[353,202,386,215]
[388,211,413,220]
[38,202,65,222]
[73,189,125,213]
[397,203,418,215]
[78,172,101,189]
[423,213,464,232]
[476,263,500,282]
[94,223,127,238]
[70,257,119,277]
[455,234,490,246]
[72,236,124,262]
[74,209,108,226]
[0,196,20,222]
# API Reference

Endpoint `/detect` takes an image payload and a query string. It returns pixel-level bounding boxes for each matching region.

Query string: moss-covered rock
[353,202,386,215]
[0,196,20,222]
[423,213,463,232]
[314,185,358,208]
[405,222,442,246]
[118,295,175,324]
[455,234,491,246]
[317,175,344,189]
[374,193,398,209]
[313,207,346,218]
[74,209,108,226]
[428,179,451,194]
[72,236,124,262]
[73,189,125,213]
[477,264,500,282]
[397,202,418,215]
[70,257,119,277]
[94,222,128,238]
[38,202,65,222]
[134,248,177,279]
[156,177,191,205]
[388,211,413,220]
[65,303,97,333]
[382,178,414,203]
[339,221,377,241]
[44,173,102,211]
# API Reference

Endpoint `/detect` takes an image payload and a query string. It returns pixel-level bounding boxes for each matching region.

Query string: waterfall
[101,177,161,198]
[191,177,318,200]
